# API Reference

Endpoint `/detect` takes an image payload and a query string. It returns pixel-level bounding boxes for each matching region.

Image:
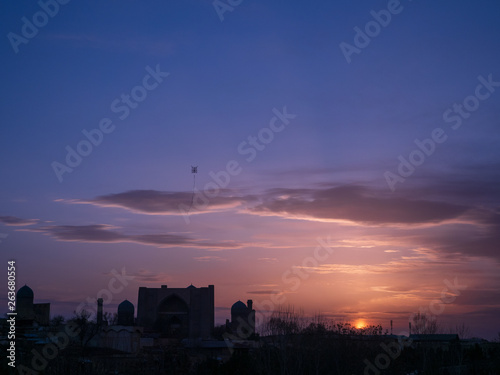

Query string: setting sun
[354,320,367,329]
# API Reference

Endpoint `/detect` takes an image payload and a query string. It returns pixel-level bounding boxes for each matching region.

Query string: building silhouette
[230,300,255,338]
[16,284,50,326]
[117,299,135,326]
[13,283,256,351]
[136,284,214,339]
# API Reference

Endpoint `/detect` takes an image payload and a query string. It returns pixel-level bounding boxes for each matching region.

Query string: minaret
[97,298,103,325]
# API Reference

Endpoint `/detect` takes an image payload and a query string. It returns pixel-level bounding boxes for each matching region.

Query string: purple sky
[1,0,499,339]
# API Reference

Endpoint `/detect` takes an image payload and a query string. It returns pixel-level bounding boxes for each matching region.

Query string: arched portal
[154,295,189,338]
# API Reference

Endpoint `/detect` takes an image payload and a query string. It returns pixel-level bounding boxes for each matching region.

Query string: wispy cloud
[247,290,277,295]
[250,185,469,225]
[61,185,473,226]
[103,268,171,283]
[193,255,227,262]
[298,254,462,275]
[58,189,246,216]
[19,224,244,250]
[0,216,38,226]
[53,181,500,260]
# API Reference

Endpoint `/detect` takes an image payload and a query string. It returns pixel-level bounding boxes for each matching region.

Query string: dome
[187,284,196,289]
[118,299,134,313]
[231,300,247,314]
[17,285,34,299]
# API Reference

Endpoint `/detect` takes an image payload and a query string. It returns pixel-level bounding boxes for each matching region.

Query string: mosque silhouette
[16,283,255,340]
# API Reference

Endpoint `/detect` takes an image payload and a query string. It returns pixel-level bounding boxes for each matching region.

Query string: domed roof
[17,285,34,299]
[231,300,247,314]
[118,299,134,313]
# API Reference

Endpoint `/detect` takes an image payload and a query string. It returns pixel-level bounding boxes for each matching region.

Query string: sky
[1,0,499,340]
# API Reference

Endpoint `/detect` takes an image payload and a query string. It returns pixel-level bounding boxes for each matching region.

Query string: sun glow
[354,320,367,329]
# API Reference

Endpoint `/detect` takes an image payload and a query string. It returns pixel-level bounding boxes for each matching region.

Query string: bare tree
[263,305,305,375]
[263,305,303,336]
[453,322,471,339]
[102,311,117,325]
[50,315,65,328]
[411,311,439,334]
[69,309,100,355]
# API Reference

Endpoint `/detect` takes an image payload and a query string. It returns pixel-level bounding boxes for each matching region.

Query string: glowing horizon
[1,0,499,342]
